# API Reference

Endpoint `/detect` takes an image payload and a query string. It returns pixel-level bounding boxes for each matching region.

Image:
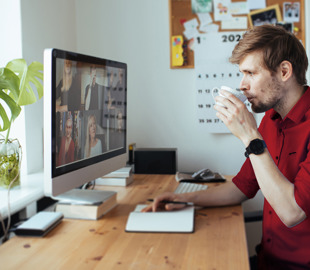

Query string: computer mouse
[192,168,215,180]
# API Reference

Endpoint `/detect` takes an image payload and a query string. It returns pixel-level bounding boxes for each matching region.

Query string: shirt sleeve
[293,151,310,217]
[232,157,260,199]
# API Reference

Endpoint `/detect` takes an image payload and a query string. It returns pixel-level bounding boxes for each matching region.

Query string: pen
[147,199,194,206]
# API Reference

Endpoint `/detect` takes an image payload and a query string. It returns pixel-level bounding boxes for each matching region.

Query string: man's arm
[248,149,306,227]
[142,181,247,212]
[214,91,306,227]
[84,86,90,110]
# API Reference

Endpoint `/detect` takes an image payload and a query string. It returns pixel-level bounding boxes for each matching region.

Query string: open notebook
[125,205,195,233]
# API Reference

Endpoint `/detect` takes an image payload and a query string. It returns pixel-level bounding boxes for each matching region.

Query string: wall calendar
[194,31,252,133]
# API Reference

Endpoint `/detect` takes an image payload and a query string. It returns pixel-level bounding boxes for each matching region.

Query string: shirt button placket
[276,125,285,164]
[266,210,272,246]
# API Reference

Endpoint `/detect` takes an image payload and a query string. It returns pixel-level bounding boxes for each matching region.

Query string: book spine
[56,195,117,220]
[96,175,133,186]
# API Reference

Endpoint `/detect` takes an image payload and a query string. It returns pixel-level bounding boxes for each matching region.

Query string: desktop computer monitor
[44,48,127,203]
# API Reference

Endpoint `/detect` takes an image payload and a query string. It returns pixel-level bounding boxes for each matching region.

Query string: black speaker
[134,148,177,174]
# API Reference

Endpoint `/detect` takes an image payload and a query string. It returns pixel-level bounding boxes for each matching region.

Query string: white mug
[212,86,247,107]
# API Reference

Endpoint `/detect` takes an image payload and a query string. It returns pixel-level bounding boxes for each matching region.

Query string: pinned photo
[283,2,300,23]
[248,5,282,27]
[191,0,212,13]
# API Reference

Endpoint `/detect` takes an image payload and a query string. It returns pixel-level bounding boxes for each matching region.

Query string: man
[85,66,99,110]
[143,25,310,269]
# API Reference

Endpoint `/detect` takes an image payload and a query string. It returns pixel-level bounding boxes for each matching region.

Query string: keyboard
[174,182,208,194]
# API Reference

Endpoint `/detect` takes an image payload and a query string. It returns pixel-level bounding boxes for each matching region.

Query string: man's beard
[251,77,282,113]
[251,101,274,113]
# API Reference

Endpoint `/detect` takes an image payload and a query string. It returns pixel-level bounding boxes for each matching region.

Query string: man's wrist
[241,131,263,147]
[244,138,267,158]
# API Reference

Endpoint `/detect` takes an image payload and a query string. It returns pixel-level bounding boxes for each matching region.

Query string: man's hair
[230,25,308,86]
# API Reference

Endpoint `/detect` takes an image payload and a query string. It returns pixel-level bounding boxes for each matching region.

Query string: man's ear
[279,60,293,82]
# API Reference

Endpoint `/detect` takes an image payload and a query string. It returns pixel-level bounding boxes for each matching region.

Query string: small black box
[134,148,177,174]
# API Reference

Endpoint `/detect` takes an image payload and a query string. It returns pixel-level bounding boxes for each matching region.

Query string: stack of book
[55,190,117,220]
[96,167,133,186]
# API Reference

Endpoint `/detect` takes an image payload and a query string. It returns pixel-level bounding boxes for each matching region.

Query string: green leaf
[0,91,21,131]
[0,58,43,139]
[0,68,21,132]
[0,103,10,131]
[0,67,20,100]
[6,59,43,106]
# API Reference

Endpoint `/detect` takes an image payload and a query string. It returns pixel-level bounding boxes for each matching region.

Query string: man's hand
[214,90,260,146]
[141,192,188,212]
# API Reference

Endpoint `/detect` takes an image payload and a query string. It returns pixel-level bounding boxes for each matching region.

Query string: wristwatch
[244,139,267,158]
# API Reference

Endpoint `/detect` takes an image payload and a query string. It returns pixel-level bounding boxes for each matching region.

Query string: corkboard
[169,0,305,69]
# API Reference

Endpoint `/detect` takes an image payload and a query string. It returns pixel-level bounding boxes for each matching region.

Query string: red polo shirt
[233,87,310,269]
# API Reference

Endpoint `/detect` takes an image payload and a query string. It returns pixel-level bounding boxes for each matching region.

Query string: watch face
[250,139,265,154]
[245,139,266,158]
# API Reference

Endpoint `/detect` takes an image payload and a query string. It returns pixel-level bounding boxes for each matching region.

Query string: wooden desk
[0,175,249,270]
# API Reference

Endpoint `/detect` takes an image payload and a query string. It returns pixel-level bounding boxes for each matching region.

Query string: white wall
[20,0,77,173]
[0,0,28,172]
[0,0,22,65]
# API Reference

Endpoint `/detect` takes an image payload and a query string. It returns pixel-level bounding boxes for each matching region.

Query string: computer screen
[44,48,127,202]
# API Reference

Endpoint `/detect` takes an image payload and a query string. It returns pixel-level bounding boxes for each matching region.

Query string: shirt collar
[269,86,310,124]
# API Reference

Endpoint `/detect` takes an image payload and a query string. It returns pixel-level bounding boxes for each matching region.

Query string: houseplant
[0,58,43,189]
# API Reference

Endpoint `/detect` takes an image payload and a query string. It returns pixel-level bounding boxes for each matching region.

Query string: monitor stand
[53,189,115,205]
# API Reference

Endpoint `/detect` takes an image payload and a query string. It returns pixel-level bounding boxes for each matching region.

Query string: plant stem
[5,117,13,144]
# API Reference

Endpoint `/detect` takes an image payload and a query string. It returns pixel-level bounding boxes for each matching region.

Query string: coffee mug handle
[212,87,220,99]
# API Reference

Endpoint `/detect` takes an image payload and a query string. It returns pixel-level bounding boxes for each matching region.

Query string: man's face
[91,68,96,85]
[239,51,283,113]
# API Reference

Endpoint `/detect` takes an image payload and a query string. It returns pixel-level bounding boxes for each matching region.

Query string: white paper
[213,0,232,21]
[197,12,213,27]
[194,32,253,133]
[194,32,244,66]
[199,23,219,33]
[230,2,249,15]
[221,17,248,30]
[183,18,199,30]
[183,28,200,40]
[248,0,266,10]
[183,18,200,39]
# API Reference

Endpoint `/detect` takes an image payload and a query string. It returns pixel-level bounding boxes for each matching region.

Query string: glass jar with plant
[0,59,43,189]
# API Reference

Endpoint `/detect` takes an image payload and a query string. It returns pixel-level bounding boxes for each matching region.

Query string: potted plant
[0,59,43,189]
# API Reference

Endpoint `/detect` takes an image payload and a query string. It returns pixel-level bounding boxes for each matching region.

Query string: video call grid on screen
[50,50,127,177]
